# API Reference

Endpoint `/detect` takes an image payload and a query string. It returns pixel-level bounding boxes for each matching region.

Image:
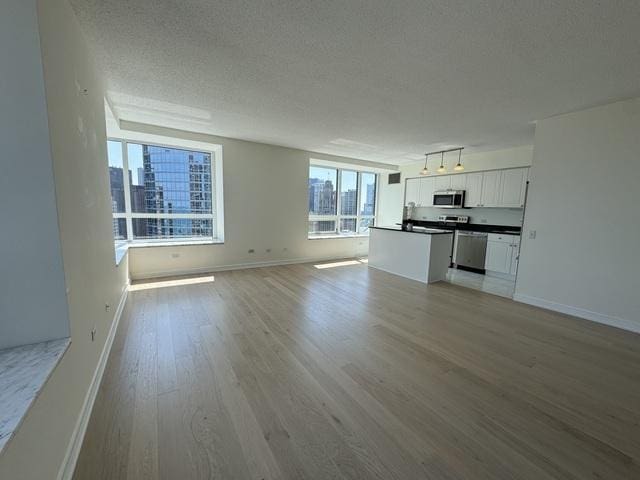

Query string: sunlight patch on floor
[130,275,215,291]
[314,258,368,269]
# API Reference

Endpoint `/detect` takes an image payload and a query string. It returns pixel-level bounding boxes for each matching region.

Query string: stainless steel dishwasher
[454,231,488,271]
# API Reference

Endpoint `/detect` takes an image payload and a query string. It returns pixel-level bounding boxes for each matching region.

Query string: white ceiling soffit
[71,0,640,165]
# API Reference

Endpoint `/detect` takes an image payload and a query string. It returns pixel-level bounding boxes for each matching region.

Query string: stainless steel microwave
[433,190,465,208]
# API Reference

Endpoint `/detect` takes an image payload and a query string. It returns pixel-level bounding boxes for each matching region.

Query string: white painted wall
[378,146,533,226]
[0,1,129,478]
[0,0,69,349]
[107,121,395,280]
[515,98,640,331]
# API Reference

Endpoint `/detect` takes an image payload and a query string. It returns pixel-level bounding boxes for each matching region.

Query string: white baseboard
[129,255,368,281]
[513,293,640,334]
[57,282,130,480]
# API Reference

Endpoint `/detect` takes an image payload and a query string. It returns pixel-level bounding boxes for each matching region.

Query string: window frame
[308,165,378,239]
[108,137,219,246]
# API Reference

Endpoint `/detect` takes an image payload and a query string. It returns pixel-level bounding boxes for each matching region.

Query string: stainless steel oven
[433,190,465,208]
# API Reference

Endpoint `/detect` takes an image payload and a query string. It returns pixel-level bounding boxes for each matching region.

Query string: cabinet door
[434,175,452,191]
[449,173,466,190]
[480,170,501,207]
[499,168,528,207]
[485,240,512,273]
[418,177,435,207]
[405,178,421,206]
[464,172,483,207]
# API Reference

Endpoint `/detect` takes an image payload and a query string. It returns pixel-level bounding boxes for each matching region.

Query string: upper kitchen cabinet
[480,170,502,207]
[434,175,452,191]
[463,172,483,207]
[499,168,528,207]
[418,177,436,206]
[405,177,421,206]
[449,173,466,190]
[405,167,528,208]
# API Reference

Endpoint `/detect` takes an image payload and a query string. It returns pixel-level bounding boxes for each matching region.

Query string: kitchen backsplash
[411,207,524,226]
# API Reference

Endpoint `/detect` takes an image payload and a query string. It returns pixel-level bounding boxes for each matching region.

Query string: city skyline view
[308,166,376,236]
[108,141,213,241]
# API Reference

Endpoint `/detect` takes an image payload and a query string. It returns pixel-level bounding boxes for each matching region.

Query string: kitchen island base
[368,226,453,284]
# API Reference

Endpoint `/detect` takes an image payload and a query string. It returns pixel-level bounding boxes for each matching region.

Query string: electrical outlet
[171,253,180,258]
[248,249,255,253]
[282,247,288,252]
[91,328,96,342]
[105,303,110,312]
[480,218,487,223]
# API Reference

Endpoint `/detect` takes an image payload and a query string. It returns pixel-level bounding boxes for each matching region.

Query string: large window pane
[107,140,125,214]
[308,220,337,236]
[308,165,376,239]
[127,143,213,214]
[340,218,357,234]
[308,166,337,215]
[359,172,376,216]
[358,217,374,234]
[132,218,213,240]
[340,170,358,215]
[112,218,127,241]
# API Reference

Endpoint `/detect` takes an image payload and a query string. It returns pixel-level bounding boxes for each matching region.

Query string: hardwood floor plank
[74,262,640,480]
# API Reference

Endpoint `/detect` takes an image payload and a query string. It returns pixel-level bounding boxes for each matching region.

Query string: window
[107,140,218,246]
[308,165,377,238]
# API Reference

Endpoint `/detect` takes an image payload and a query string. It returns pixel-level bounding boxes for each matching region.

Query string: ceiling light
[437,151,446,173]
[453,148,464,171]
[420,153,429,175]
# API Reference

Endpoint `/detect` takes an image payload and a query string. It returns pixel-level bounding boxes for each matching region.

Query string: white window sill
[115,239,223,262]
[0,338,71,453]
[308,234,370,240]
[130,238,223,248]
[115,244,128,265]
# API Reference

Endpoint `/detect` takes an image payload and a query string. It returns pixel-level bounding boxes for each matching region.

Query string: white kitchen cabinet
[418,177,436,206]
[408,167,529,209]
[485,239,512,273]
[480,170,501,207]
[463,172,483,207]
[485,233,520,276]
[449,173,466,190]
[499,168,528,207]
[434,175,452,191]
[405,178,421,206]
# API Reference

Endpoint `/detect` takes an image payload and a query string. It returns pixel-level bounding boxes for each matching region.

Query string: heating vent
[388,172,401,184]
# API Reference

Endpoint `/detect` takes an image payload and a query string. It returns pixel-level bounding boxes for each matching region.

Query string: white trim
[57,283,130,480]
[129,255,368,281]
[512,293,640,334]
[310,157,398,174]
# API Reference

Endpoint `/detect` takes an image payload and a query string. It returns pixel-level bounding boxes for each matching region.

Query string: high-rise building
[363,181,376,215]
[140,146,212,238]
[108,166,125,212]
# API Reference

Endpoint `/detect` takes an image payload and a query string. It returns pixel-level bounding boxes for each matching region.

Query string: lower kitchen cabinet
[485,233,520,276]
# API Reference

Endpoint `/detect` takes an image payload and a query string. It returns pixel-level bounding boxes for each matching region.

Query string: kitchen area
[370,148,529,298]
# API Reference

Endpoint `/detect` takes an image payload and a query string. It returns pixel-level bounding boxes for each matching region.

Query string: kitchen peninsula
[368,226,453,283]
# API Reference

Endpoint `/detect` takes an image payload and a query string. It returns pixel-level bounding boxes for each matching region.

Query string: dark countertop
[371,226,454,235]
[404,220,521,235]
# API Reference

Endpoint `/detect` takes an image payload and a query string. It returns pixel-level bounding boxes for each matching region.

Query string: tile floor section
[446,268,515,298]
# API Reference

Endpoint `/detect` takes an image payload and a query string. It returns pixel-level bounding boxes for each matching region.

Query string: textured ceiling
[70,0,640,164]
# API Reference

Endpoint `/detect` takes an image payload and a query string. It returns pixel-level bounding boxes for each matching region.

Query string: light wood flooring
[73,260,640,479]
